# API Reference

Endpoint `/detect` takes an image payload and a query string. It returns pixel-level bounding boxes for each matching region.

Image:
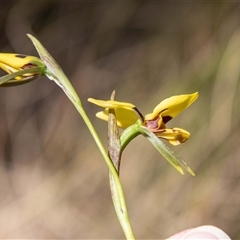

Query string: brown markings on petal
[172,129,187,143]
[22,63,36,69]
[15,54,27,58]
[157,108,172,123]
[162,115,172,124]
[21,63,38,78]
[145,108,173,130]
[133,106,144,122]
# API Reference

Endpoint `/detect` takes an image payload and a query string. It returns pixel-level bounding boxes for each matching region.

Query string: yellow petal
[88,98,135,109]
[0,62,17,74]
[88,98,144,128]
[145,92,198,121]
[154,127,190,145]
[96,107,140,129]
[0,53,43,71]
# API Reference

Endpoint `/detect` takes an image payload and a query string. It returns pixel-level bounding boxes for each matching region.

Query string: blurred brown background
[0,1,239,239]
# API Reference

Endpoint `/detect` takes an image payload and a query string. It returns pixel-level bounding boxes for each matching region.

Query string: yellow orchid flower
[88,98,143,128]
[88,92,198,145]
[0,53,45,86]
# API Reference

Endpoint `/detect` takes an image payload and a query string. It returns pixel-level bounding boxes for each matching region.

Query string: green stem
[27,34,135,239]
[67,95,135,240]
[120,121,142,152]
[45,71,135,239]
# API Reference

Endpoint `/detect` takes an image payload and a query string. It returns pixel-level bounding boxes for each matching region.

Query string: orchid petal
[96,107,140,128]
[88,98,143,128]
[145,92,198,122]
[154,127,190,145]
[88,98,136,109]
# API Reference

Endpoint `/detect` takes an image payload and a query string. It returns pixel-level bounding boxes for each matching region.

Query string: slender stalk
[51,72,135,239]
[28,34,135,239]
[69,98,135,240]
[47,67,135,238]
[120,121,142,152]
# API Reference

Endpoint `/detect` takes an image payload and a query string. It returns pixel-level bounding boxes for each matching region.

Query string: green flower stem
[28,34,134,240]
[59,82,135,240]
[120,120,142,153]
[57,83,135,240]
